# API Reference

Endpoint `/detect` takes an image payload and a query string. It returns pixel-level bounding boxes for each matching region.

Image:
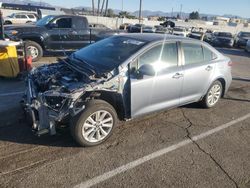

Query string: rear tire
[70,100,117,147]
[4,21,12,25]
[25,41,43,62]
[200,81,223,108]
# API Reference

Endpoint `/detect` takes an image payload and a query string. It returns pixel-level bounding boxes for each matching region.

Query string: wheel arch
[82,91,126,121]
[22,36,45,50]
[211,77,226,97]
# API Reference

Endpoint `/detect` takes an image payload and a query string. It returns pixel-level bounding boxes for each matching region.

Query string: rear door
[130,42,183,117]
[180,42,216,104]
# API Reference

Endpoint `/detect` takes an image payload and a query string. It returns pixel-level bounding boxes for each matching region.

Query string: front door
[47,17,78,50]
[130,42,183,117]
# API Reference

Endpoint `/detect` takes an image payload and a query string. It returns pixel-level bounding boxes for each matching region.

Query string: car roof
[119,33,194,42]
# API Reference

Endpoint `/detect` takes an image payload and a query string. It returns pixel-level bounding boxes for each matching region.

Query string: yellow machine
[0,40,20,78]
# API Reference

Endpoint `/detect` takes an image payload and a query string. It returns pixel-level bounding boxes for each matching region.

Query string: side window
[28,15,35,19]
[138,45,161,67]
[203,46,217,61]
[20,15,27,19]
[182,43,203,64]
[161,43,178,67]
[15,15,21,19]
[138,43,178,68]
[55,18,72,29]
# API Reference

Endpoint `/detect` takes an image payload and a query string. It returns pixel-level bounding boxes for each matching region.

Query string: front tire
[200,81,223,108]
[71,100,117,147]
[25,41,43,62]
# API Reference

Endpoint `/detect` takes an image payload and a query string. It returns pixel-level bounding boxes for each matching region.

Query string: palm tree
[92,0,95,15]
[100,0,106,15]
[104,0,109,16]
[97,0,100,15]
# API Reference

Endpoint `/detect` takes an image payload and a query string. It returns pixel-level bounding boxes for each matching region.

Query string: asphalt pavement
[0,48,249,188]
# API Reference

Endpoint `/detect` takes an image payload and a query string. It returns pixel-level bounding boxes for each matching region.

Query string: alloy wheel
[82,110,113,143]
[207,84,221,106]
[27,46,39,59]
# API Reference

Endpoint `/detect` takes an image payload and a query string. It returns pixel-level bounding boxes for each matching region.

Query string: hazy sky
[46,0,250,18]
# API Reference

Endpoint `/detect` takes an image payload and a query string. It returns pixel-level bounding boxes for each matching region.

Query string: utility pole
[139,0,142,23]
[122,0,124,12]
[0,10,4,40]
[179,4,182,19]
[171,7,173,18]
[139,0,143,33]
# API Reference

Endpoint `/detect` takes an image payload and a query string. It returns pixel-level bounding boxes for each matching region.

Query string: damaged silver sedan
[23,33,232,146]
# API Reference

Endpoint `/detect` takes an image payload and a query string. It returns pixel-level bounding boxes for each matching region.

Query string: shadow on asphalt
[217,48,250,58]
[223,97,250,103]
[0,104,78,148]
[233,77,250,82]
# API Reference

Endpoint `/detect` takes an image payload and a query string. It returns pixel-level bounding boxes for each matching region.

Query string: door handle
[172,73,183,79]
[205,65,213,71]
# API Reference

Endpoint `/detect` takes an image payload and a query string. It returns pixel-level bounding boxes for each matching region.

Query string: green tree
[106,9,114,17]
[119,11,130,18]
[189,11,200,19]
[157,17,165,21]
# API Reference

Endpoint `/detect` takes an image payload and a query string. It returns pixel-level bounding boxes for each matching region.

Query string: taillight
[228,61,233,66]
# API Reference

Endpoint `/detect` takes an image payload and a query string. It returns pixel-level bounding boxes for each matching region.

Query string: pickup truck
[4,15,119,62]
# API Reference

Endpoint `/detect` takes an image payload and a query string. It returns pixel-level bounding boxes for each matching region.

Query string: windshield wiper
[71,54,96,75]
[58,58,90,78]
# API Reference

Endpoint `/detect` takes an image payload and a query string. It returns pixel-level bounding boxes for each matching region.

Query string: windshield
[36,15,55,26]
[73,36,147,72]
[240,32,250,37]
[8,14,14,18]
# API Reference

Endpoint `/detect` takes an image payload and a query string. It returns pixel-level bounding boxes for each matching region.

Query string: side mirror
[137,64,156,78]
[47,23,58,29]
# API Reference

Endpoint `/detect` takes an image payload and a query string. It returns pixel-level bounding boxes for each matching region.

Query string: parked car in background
[4,15,120,62]
[234,31,250,48]
[155,25,170,34]
[172,27,188,37]
[203,29,214,43]
[129,24,145,33]
[4,12,37,25]
[188,31,204,40]
[119,23,132,30]
[160,20,175,28]
[89,23,112,30]
[246,40,250,52]
[142,26,156,33]
[188,27,205,40]
[211,32,234,47]
[23,33,232,147]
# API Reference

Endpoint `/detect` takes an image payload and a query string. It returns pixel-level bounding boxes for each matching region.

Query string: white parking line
[0,91,24,97]
[74,113,250,188]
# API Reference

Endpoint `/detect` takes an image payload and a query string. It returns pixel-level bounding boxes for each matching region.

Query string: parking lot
[0,48,250,188]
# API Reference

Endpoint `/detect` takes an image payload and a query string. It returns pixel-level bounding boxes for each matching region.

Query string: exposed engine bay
[23,59,124,136]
